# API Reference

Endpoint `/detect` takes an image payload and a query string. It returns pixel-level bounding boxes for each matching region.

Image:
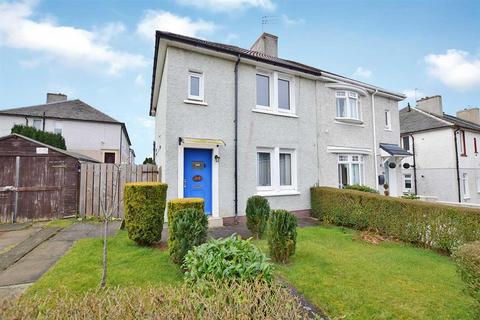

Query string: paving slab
[0,227,62,271]
[0,225,43,254]
[0,222,33,232]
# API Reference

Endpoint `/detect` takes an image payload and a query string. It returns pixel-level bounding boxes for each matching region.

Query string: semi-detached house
[149,31,407,226]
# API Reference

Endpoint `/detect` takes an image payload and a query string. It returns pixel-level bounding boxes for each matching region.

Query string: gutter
[371,89,379,190]
[453,128,461,202]
[234,55,241,223]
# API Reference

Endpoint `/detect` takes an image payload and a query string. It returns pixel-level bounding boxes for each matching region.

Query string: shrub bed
[246,195,270,238]
[124,182,167,245]
[1,281,309,319]
[311,187,480,252]
[183,235,273,284]
[268,210,297,263]
[167,198,204,250]
[453,241,480,303]
[169,208,208,265]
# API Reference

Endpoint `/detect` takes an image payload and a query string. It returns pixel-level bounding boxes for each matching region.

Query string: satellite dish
[388,162,397,169]
[403,163,411,169]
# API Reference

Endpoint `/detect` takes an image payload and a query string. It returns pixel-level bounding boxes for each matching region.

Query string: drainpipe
[234,55,240,224]
[42,112,46,131]
[411,134,418,195]
[371,89,379,190]
[453,128,461,202]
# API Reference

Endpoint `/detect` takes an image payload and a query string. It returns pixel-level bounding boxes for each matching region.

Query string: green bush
[12,124,66,150]
[183,235,273,284]
[246,195,270,238]
[344,184,379,194]
[453,241,480,303]
[167,198,204,250]
[169,208,208,265]
[267,210,297,263]
[0,282,309,319]
[124,182,167,245]
[402,192,420,200]
[311,187,480,252]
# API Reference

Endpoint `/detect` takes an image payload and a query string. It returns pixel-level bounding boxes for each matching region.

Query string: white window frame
[337,154,365,188]
[256,147,298,195]
[188,71,204,101]
[476,176,480,193]
[384,110,392,130]
[255,70,296,116]
[462,173,470,199]
[403,174,412,192]
[335,91,361,121]
[54,121,63,135]
[402,136,411,152]
[256,148,274,192]
[32,119,42,130]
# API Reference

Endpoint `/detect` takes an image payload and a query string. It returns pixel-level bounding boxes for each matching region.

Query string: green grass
[45,218,76,228]
[28,230,182,296]
[256,225,478,320]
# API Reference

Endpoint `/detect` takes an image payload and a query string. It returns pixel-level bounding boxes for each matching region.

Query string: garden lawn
[28,230,182,296]
[257,225,478,320]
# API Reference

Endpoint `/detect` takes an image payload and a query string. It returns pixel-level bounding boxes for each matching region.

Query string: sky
[0,0,479,162]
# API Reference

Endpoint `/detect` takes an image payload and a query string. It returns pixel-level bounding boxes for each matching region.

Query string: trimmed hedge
[311,187,480,252]
[453,241,480,303]
[124,182,167,245]
[167,198,204,251]
[344,184,379,194]
[267,210,297,263]
[246,195,270,239]
[169,208,208,265]
[12,124,66,150]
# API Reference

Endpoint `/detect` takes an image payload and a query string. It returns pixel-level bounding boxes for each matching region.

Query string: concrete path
[0,221,121,299]
[0,223,44,254]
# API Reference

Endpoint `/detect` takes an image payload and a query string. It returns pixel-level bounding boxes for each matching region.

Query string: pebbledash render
[149,31,407,226]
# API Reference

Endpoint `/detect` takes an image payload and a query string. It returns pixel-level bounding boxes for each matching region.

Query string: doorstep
[208,216,223,228]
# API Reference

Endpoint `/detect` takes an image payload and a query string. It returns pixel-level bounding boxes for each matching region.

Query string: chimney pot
[46,93,67,103]
[416,95,443,116]
[456,107,480,125]
[250,32,278,57]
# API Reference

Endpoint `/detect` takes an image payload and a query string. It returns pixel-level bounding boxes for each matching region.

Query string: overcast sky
[1,0,479,162]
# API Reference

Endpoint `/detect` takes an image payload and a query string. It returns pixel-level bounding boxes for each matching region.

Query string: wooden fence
[79,163,160,218]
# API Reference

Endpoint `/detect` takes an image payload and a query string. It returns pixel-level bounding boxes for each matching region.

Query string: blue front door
[184,148,212,215]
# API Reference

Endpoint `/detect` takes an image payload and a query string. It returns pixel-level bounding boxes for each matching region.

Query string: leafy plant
[124,182,167,245]
[311,187,480,253]
[267,209,297,263]
[167,198,204,250]
[183,235,273,284]
[402,192,420,200]
[143,157,154,164]
[169,208,208,265]
[453,241,480,303]
[344,184,379,194]
[12,124,66,149]
[246,195,270,238]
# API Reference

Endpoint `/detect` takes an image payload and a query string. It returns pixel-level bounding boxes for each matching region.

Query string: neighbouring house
[0,93,135,164]
[149,31,407,225]
[400,95,480,204]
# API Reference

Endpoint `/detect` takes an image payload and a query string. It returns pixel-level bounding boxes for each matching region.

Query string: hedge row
[12,124,66,150]
[311,187,480,252]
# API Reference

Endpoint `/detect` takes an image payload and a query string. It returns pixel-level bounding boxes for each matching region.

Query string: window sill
[334,119,364,127]
[252,108,298,118]
[255,190,300,197]
[184,99,208,106]
[384,128,392,131]
[461,154,467,157]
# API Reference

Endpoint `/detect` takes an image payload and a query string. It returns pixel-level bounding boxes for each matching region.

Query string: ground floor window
[403,174,412,191]
[462,173,470,199]
[257,147,296,193]
[338,154,364,188]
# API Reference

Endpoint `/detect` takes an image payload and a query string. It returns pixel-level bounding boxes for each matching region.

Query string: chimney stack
[457,107,480,125]
[416,95,443,116]
[46,93,67,103]
[250,33,278,57]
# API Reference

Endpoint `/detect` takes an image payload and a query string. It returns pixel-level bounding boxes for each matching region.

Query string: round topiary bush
[453,241,480,303]
[183,235,273,284]
[267,209,297,263]
[169,207,208,265]
[124,182,167,245]
[246,195,270,239]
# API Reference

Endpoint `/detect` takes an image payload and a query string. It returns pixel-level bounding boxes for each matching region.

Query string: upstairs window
[460,130,467,156]
[278,78,290,110]
[32,119,42,130]
[402,136,410,151]
[188,71,204,101]
[336,91,360,120]
[474,137,478,154]
[256,74,270,107]
[385,110,391,130]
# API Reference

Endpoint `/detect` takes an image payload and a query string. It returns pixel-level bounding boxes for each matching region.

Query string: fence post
[13,156,20,223]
